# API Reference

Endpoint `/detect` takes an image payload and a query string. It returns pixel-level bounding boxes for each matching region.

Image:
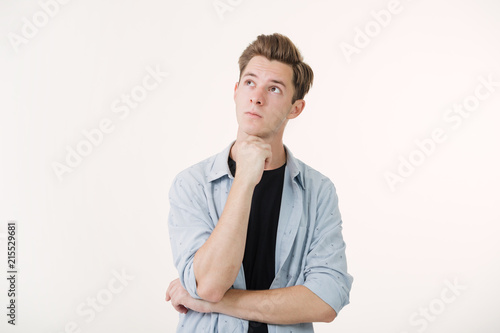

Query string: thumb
[264,150,272,169]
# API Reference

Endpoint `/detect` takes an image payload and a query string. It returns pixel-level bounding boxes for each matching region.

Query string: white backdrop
[1,0,500,332]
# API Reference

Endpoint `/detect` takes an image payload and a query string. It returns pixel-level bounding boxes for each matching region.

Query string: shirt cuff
[303,274,349,315]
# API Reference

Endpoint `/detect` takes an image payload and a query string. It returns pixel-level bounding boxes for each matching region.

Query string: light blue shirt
[168,142,353,333]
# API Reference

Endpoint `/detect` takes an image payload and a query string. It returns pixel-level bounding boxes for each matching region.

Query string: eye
[270,86,281,94]
[245,80,255,87]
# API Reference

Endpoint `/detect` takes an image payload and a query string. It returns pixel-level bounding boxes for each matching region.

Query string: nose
[250,87,265,105]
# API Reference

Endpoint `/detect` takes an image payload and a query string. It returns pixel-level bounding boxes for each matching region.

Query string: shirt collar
[283,143,305,189]
[206,141,235,183]
[206,140,305,189]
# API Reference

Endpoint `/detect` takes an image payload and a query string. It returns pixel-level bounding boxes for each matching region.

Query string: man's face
[234,55,304,139]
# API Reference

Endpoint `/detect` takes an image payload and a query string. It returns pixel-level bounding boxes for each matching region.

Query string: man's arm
[212,285,336,324]
[193,137,271,302]
[192,174,254,302]
[167,171,352,322]
[166,279,336,324]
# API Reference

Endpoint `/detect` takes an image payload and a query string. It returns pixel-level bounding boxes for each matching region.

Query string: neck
[234,130,287,170]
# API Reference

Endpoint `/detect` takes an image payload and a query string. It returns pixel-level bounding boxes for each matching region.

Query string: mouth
[245,111,262,118]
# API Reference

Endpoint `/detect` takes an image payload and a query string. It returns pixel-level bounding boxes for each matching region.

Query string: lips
[245,111,262,118]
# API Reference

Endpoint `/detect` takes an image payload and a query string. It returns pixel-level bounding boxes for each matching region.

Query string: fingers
[172,303,188,314]
[165,279,179,302]
[231,137,273,185]
[165,278,179,301]
[166,278,190,314]
[171,295,189,314]
[166,278,212,314]
[233,136,271,158]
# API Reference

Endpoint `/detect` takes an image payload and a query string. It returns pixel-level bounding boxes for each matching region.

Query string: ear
[233,82,239,101]
[287,99,306,120]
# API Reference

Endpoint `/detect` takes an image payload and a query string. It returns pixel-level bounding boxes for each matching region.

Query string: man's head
[234,33,314,140]
[238,33,314,104]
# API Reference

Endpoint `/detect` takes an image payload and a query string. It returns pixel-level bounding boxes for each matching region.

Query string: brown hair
[238,33,314,103]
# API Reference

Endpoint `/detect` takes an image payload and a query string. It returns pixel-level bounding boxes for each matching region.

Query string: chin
[239,123,260,135]
[239,128,265,138]
[238,120,274,138]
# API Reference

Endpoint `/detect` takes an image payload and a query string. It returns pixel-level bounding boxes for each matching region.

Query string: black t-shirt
[228,157,286,333]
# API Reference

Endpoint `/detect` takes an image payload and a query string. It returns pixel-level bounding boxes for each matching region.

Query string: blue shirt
[168,142,353,333]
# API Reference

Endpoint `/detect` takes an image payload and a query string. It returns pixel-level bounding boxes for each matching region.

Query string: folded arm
[166,279,336,324]
[212,285,336,324]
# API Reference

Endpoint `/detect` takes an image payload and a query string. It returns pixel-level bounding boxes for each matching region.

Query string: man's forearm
[211,285,337,325]
[193,177,254,302]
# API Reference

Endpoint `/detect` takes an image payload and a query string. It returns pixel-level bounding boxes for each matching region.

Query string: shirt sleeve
[168,172,214,300]
[302,179,353,315]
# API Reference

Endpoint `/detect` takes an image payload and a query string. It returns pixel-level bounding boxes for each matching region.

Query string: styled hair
[238,33,314,103]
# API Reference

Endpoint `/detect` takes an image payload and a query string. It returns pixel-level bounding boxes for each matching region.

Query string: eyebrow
[242,72,287,89]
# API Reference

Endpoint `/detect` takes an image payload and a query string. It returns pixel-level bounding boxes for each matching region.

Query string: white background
[1,0,500,332]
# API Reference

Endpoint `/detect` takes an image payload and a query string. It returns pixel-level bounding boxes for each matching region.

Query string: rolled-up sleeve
[168,173,213,299]
[302,179,353,315]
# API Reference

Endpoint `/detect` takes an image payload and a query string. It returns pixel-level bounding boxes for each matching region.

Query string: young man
[166,33,353,333]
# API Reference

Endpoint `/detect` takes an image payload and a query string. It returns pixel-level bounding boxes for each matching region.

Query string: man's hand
[230,136,272,186]
[165,279,212,314]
